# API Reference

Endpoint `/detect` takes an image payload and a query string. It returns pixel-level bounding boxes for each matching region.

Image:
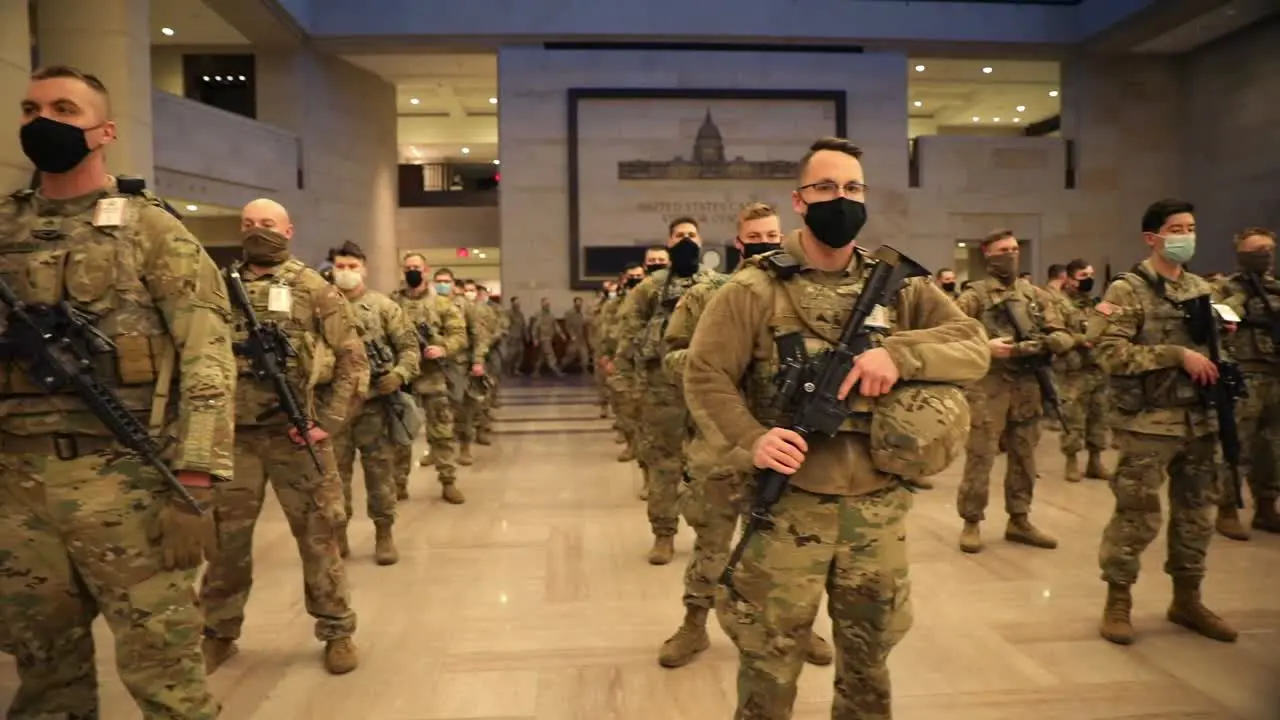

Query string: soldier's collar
[779,230,866,277]
[31,178,116,218]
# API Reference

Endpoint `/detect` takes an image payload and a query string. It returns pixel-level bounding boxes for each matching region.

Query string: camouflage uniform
[504,303,526,375]
[1089,259,1237,645]
[390,287,467,502]
[0,179,234,718]
[458,298,500,455]
[1211,272,1280,535]
[955,277,1072,552]
[619,266,724,562]
[599,292,640,462]
[200,255,366,672]
[683,234,988,719]
[559,303,591,371]
[589,296,614,416]
[1046,285,1111,481]
[332,289,419,554]
[530,309,563,376]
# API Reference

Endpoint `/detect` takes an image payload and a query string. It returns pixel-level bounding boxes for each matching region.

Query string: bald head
[241,198,293,238]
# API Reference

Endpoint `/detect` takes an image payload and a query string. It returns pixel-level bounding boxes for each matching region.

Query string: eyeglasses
[798,181,867,199]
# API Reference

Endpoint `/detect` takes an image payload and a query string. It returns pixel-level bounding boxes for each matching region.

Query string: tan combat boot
[1099,582,1135,645]
[648,535,675,565]
[201,637,238,675]
[1252,500,1280,533]
[374,522,399,566]
[475,429,492,446]
[441,483,466,504]
[1085,451,1112,480]
[614,429,626,444]
[458,443,474,466]
[1064,453,1082,483]
[1167,578,1237,642]
[959,521,982,553]
[336,524,350,559]
[804,631,833,666]
[1005,514,1058,549]
[419,450,433,467]
[324,638,359,674]
[1215,505,1250,541]
[617,446,635,462]
[658,607,711,667]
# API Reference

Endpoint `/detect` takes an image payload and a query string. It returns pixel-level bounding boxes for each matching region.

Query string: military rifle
[1184,294,1246,509]
[223,268,324,474]
[1240,273,1280,344]
[1000,298,1068,428]
[720,246,929,596]
[0,275,204,512]
[365,338,414,436]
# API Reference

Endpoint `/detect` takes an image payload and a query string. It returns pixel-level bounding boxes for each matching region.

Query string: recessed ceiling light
[913,100,923,107]
[1013,117,1022,123]
[461,147,470,154]
[958,242,966,248]
[1015,105,1026,112]
[1049,90,1059,97]
[161,27,175,36]
[982,66,993,74]
[214,75,223,81]
[971,116,980,122]
[914,64,926,72]
[409,97,420,105]
[185,204,198,212]
[492,159,500,165]
[488,97,497,104]
[202,75,210,81]
[477,252,487,258]
[993,117,1001,122]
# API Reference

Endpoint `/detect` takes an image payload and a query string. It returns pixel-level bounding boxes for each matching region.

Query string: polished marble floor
[3,376,1279,719]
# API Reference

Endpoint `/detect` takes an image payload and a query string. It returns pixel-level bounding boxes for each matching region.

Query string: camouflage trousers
[458,375,490,443]
[532,339,559,375]
[1058,368,1109,456]
[333,400,398,525]
[1218,370,1280,509]
[559,336,590,371]
[0,441,218,719]
[1100,430,1216,585]
[200,428,356,643]
[958,377,1042,521]
[608,368,641,454]
[638,364,686,536]
[718,485,913,720]
[681,471,743,610]
[595,358,610,414]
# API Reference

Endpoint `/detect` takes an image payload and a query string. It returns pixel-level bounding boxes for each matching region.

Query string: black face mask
[644,263,667,275]
[21,116,97,174]
[668,237,701,277]
[802,198,867,249]
[1076,277,1094,293]
[626,276,643,288]
[404,269,424,288]
[940,281,956,293]
[740,242,776,260]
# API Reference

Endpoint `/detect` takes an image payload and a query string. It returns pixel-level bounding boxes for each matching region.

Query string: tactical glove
[375,372,402,395]
[148,486,217,571]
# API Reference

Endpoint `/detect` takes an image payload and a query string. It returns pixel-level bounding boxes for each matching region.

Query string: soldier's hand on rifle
[839,347,900,399]
[289,424,330,445]
[149,476,216,571]
[989,337,1015,359]
[752,428,808,475]
[424,345,445,359]
[375,373,402,395]
[470,363,485,376]
[1181,349,1220,386]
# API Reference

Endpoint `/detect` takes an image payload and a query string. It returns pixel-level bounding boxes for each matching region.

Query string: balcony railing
[399,163,499,207]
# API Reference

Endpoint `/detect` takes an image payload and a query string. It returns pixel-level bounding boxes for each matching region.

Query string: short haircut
[434,267,455,280]
[461,278,477,287]
[737,202,776,227]
[402,251,426,265]
[30,65,111,116]
[798,137,864,181]
[981,230,1016,251]
[624,262,643,272]
[1065,258,1090,275]
[1140,199,1195,234]
[1047,264,1066,280]
[1234,226,1276,247]
[646,246,669,257]
[330,240,366,261]
[935,267,954,277]
[668,217,699,235]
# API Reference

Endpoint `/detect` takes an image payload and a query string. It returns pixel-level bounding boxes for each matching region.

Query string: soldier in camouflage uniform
[1089,199,1237,646]
[559,296,592,372]
[457,278,500,462]
[330,241,421,565]
[391,253,468,504]
[955,230,1072,554]
[618,218,723,564]
[530,298,565,376]
[685,138,987,720]
[1211,227,1280,540]
[475,285,504,443]
[200,199,366,676]
[591,280,619,418]
[0,66,232,718]
[620,251,669,496]
[505,296,527,375]
[435,269,476,464]
[935,267,959,299]
[1046,258,1112,482]
[599,266,647,463]
[658,202,834,671]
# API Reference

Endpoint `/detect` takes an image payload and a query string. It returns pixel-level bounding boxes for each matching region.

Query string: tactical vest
[741,249,892,435]
[1109,268,1210,413]
[969,278,1050,373]
[230,258,334,426]
[351,291,399,378]
[0,187,176,432]
[1227,273,1280,364]
[636,269,719,363]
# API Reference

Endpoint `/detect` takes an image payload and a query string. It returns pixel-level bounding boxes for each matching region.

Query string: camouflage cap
[870,382,970,479]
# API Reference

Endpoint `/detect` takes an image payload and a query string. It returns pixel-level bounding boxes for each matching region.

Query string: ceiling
[151,0,248,45]
[1132,0,1277,53]
[907,57,1060,129]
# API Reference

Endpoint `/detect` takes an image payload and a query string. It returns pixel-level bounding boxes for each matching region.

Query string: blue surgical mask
[1160,233,1196,264]
[434,282,453,295]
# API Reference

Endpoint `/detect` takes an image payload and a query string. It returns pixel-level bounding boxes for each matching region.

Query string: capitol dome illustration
[617,109,798,181]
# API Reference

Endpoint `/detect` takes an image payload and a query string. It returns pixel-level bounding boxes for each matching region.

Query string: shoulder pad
[763,251,802,279]
[116,176,147,195]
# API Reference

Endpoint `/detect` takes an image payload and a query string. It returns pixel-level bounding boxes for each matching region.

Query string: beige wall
[256,50,399,290]
[150,46,184,96]
[0,0,32,191]
[396,206,500,249]
[184,215,242,247]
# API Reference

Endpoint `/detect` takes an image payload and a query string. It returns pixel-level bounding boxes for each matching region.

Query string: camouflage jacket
[530,309,561,342]
[956,277,1072,381]
[1045,285,1099,373]
[618,266,723,368]
[390,286,467,394]
[465,299,502,365]
[346,288,420,397]
[1213,271,1280,373]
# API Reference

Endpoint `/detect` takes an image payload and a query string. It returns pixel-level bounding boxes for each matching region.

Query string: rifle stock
[1185,295,1246,509]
